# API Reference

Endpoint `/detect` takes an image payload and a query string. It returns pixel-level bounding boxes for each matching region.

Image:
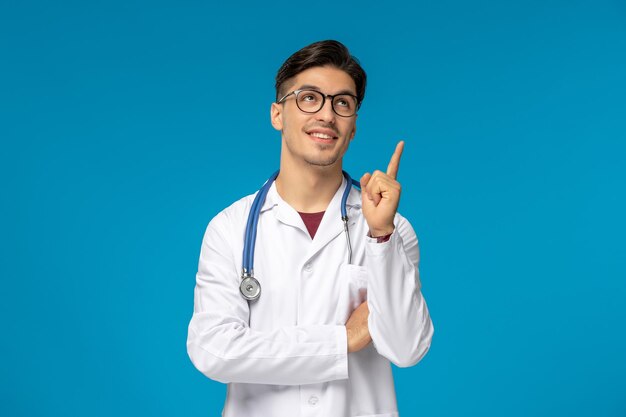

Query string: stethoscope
[240,170,360,301]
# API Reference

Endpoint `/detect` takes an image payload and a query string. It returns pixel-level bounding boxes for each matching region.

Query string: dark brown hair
[275,40,367,107]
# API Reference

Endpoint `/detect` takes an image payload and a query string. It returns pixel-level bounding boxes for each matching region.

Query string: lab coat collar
[260,176,361,258]
[260,175,361,213]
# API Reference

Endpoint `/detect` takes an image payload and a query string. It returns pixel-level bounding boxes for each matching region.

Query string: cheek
[344,123,356,140]
[283,114,306,135]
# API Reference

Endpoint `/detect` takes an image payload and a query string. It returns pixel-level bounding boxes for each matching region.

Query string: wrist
[369,226,395,238]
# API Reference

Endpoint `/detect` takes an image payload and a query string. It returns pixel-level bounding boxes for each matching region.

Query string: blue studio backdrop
[1,1,625,416]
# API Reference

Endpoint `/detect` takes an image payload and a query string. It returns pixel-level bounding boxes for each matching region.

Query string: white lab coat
[187,176,434,417]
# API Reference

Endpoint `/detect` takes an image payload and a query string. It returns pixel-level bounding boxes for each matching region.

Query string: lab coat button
[308,395,319,405]
[304,263,312,272]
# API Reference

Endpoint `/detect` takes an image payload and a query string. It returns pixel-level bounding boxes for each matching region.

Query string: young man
[187,40,433,417]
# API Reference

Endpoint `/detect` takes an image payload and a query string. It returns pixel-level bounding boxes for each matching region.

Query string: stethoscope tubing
[243,170,279,274]
[241,170,360,301]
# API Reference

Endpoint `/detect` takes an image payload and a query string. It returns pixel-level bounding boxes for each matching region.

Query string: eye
[298,90,322,103]
[334,95,355,109]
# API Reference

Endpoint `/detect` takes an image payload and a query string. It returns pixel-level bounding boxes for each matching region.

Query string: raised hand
[359,141,404,237]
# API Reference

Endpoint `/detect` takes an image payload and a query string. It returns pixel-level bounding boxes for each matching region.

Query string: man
[187,40,433,417]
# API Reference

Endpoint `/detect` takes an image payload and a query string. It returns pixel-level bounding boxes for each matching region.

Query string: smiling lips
[306,128,338,142]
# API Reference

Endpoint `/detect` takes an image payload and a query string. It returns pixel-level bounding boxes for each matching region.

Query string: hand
[360,141,404,237]
[346,301,371,353]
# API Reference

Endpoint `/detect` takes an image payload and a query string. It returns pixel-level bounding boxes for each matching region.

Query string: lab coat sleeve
[366,214,434,368]
[187,212,348,385]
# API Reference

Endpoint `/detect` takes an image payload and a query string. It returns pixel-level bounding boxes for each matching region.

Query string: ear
[270,102,283,131]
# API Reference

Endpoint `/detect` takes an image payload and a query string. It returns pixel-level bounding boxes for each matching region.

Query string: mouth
[305,128,338,144]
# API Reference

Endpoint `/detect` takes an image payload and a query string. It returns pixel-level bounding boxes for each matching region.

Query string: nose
[315,97,336,123]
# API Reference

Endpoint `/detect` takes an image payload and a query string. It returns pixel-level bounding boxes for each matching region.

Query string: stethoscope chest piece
[240,274,261,301]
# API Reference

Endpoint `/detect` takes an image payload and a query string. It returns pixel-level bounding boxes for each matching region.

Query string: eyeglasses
[276,89,359,117]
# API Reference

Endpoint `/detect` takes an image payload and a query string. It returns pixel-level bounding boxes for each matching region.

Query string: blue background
[1,0,625,416]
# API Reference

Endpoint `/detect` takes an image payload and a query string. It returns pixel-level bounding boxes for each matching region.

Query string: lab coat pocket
[335,264,368,324]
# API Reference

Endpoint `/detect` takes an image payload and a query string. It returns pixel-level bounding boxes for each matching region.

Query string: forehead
[291,66,356,94]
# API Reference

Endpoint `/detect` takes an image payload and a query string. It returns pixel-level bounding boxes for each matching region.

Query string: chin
[304,154,341,167]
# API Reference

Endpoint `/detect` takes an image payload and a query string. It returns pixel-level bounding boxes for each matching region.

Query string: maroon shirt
[298,211,325,239]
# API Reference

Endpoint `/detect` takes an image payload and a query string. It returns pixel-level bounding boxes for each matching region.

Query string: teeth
[310,132,333,139]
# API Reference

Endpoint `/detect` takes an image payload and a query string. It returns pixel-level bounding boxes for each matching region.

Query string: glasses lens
[332,95,358,117]
[296,90,324,113]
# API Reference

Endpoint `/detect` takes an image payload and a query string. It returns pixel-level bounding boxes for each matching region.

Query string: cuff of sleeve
[366,229,396,256]
[334,325,349,380]
[366,230,393,243]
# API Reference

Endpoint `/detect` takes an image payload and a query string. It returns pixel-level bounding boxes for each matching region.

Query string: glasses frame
[276,89,360,117]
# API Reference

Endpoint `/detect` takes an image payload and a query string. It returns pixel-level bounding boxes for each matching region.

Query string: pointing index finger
[386,141,405,180]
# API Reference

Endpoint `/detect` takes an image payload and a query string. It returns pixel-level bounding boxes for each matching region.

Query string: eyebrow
[297,84,357,97]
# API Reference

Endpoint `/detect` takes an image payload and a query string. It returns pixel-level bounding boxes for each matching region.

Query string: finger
[371,171,393,205]
[386,140,405,180]
[360,173,371,188]
[367,172,384,206]
[372,188,382,206]
[360,173,373,201]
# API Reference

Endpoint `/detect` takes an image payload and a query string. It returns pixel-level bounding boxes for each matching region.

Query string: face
[271,66,357,169]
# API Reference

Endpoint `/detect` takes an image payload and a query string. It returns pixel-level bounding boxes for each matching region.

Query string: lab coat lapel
[262,183,309,235]
[260,178,362,254]
[305,177,359,262]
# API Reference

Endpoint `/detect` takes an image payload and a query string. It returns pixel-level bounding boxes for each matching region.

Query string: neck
[275,157,343,214]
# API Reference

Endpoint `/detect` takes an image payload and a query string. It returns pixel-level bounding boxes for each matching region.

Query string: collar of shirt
[259,175,362,215]
[258,176,362,253]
